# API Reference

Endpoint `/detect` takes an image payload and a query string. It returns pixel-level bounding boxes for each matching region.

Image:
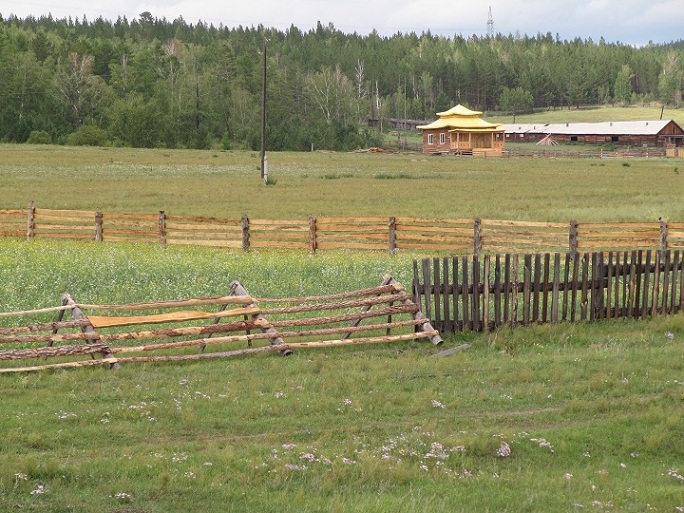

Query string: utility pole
[260,37,267,181]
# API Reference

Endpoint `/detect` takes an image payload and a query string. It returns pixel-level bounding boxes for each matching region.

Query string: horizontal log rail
[3,202,681,255]
[0,274,441,373]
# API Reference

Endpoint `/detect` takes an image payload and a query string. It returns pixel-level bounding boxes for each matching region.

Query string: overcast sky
[1,0,681,46]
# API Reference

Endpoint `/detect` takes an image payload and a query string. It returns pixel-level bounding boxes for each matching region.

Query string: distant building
[501,120,684,148]
[417,105,505,156]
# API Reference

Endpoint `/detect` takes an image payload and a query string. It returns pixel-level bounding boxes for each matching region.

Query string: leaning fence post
[660,219,668,252]
[241,214,250,251]
[158,211,167,246]
[26,201,35,241]
[388,216,396,254]
[95,211,103,242]
[308,216,317,254]
[473,217,482,258]
[569,220,578,253]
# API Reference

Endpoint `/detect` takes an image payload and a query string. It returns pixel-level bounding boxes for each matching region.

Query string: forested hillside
[1,13,683,150]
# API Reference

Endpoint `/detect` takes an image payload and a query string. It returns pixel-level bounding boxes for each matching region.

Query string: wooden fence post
[569,220,578,253]
[308,216,317,254]
[388,216,396,254]
[241,214,250,251]
[473,217,482,258]
[158,211,167,246]
[95,211,103,242]
[660,219,668,252]
[26,201,35,241]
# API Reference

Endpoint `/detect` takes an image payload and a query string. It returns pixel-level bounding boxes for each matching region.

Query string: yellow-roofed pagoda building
[417,105,505,156]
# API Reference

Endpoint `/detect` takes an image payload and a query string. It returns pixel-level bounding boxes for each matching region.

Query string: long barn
[501,120,684,148]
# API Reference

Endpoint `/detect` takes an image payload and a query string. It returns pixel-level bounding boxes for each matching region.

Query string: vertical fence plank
[662,250,671,315]
[551,253,560,323]
[614,252,622,318]
[570,252,580,322]
[494,255,502,329]
[580,253,589,321]
[628,250,637,319]
[95,211,103,242]
[562,253,572,321]
[432,257,442,331]
[523,255,532,326]
[670,250,679,314]
[621,251,629,319]
[308,216,317,254]
[634,251,643,320]
[462,256,470,331]
[388,216,396,254]
[606,251,614,319]
[678,250,684,314]
[473,217,482,258]
[242,214,250,251]
[590,252,600,321]
[452,257,461,332]
[442,257,451,332]
[483,255,490,332]
[422,259,432,322]
[641,251,652,319]
[652,251,661,316]
[532,254,541,324]
[473,256,481,332]
[511,255,519,328]
[503,254,511,324]
[542,253,551,323]
[158,211,167,246]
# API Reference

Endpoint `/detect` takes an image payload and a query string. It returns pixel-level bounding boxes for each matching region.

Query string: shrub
[26,130,52,145]
[66,125,109,147]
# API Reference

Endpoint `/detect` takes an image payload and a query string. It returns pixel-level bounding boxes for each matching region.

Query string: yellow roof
[437,104,482,117]
[417,104,501,131]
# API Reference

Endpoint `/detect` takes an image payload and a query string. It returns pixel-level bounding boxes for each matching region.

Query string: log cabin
[417,105,505,156]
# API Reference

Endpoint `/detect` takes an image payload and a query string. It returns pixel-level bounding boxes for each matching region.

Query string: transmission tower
[486,6,494,38]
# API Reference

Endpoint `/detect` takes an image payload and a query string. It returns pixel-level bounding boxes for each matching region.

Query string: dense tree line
[0,13,683,150]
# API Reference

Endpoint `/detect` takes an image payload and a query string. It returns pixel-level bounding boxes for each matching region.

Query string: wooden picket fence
[3,203,684,255]
[412,249,684,333]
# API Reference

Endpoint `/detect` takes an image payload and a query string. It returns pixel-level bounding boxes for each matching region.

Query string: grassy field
[2,144,684,222]
[1,142,684,512]
[1,241,684,512]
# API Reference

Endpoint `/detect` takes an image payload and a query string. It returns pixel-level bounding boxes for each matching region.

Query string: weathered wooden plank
[628,250,637,319]
[317,216,389,223]
[580,253,589,321]
[652,251,661,316]
[87,307,262,328]
[670,250,680,314]
[395,224,474,235]
[503,254,511,324]
[452,257,460,332]
[394,216,472,225]
[432,258,442,331]
[494,255,502,328]
[641,251,652,319]
[442,257,451,332]
[510,255,519,328]
[532,254,541,323]
[606,252,614,319]
[551,253,560,323]
[621,251,629,319]
[542,253,551,323]
[662,250,671,314]
[483,255,490,332]
[472,257,481,331]
[523,255,532,326]
[577,222,661,230]
[422,259,432,322]
[482,219,567,229]
[315,241,387,251]
[167,239,244,248]
[462,256,470,331]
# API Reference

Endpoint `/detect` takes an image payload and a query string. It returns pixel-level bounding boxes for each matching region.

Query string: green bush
[66,125,109,146]
[26,130,51,144]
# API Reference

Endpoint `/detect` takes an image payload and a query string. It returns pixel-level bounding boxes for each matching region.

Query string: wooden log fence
[5,202,684,255]
[0,274,441,373]
[412,249,684,333]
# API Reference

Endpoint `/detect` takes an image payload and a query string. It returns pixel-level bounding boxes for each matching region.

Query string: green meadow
[1,144,684,512]
[2,144,684,222]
